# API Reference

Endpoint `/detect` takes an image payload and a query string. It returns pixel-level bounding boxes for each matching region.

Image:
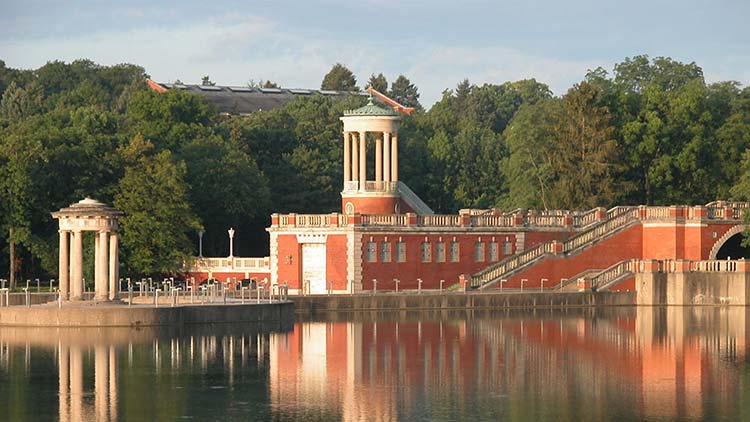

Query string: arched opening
[715,232,750,259]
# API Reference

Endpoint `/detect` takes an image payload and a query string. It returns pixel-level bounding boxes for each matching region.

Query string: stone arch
[709,225,747,259]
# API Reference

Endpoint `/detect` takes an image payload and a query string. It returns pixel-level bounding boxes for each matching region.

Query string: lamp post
[198,230,205,258]
[228,228,235,258]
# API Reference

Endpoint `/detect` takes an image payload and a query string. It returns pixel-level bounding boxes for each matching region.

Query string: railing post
[373,279,377,295]
[417,278,422,294]
[541,278,547,291]
[155,288,160,307]
[500,279,507,291]
[394,278,400,293]
[440,279,445,292]
[521,279,527,292]
[128,285,133,308]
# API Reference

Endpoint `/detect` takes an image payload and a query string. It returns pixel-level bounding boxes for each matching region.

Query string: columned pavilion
[339,99,403,215]
[52,198,123,302]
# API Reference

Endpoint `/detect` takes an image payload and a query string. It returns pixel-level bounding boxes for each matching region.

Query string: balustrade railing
[688,260,738,272]
[419,215,460,226]
[188,257,270,272]
[471,215,516,227]
[644,206,671,219]
[590,259,636,290]
[361,214,408,226]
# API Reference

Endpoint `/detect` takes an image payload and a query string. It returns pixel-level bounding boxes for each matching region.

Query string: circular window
[345,202,355,215]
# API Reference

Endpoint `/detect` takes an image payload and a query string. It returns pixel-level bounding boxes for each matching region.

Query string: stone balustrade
[271,202,750,231]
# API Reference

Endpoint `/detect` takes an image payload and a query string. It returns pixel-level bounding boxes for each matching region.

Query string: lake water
[0,307,747,421]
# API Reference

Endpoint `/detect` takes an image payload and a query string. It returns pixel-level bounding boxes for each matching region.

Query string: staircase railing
[396,181,434,215]
[470,242,557,288]
[590,259,637,291]
[471,206,639,289]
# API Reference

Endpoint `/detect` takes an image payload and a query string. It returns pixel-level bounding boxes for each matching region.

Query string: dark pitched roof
[152,81,369,115]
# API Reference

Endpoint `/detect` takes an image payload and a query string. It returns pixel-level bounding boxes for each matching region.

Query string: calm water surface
[0,307,749,421]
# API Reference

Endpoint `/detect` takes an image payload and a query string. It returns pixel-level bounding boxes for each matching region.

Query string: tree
[389,75,421,109]
[201,75,215,86]
[248,79,279,89]
[114,135,201,274]
[321,63,358,91]
[367,73,388,93]
[548,82,619,209]
[502,100,561,209]
[178,135,270,256]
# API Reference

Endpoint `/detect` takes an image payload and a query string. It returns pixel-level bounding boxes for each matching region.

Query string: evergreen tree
[321,63,358,91]
[367,73,388,93]
[548,82,618,209]
[389,75,421,109]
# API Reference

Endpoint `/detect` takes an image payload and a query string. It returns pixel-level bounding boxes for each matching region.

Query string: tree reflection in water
[0,308,747,421]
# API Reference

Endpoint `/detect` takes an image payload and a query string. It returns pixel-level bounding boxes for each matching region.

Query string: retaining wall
[0,301,294,327]
[291,291,635,313]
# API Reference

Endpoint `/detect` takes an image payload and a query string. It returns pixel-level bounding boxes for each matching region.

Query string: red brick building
[190,95,750,293]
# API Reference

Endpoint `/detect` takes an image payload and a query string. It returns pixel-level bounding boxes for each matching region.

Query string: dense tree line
[1,57,749,281]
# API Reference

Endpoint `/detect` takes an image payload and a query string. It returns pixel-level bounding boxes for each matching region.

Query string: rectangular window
[367,241,377,262]
[475,241,485,262]
[450,242,460,262]
[396,241,406,263]
[489,242,499,262]
[502,241,513,255]
[436,241,446,262]
[381,242,391,262]
[421,241,432,262]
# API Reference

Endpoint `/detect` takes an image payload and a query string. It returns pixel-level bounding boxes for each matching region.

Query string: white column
[59,230,70,300]
[375,135,383,183]
[109,346,118,421]
[69,345,83,422]
[109,232,119,301]
[95,345,109,421]
[96,230,109,301]
[70,231,83,300]
[59,343,70,422]
[351,133,359,186]
[343,132,351,184]
[383,132,391,184]
[391,134,399,182]
[359,131,367,190]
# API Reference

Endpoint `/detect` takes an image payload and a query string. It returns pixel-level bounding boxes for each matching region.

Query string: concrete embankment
[291,291,635,314]
[0,300,294,327]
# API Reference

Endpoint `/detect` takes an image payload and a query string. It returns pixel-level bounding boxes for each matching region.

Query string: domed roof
[52,197,124,218]
[343,98,398,117]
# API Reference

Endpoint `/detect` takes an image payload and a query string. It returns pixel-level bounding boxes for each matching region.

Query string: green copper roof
[343,99,398,117]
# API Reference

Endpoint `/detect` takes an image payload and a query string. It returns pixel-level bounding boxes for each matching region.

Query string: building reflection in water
[0,309,747,420]
[268,308,749,421]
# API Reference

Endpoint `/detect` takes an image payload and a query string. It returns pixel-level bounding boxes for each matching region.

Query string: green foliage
[1,55,749,277]
[114,135,201,274]
[321,63,358,91]
[548,82,619,209]
[502,100,561,209]
[389,75,421,109]
[367,73,388,93]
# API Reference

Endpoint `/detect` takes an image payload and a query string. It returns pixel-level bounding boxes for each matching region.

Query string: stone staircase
[470,206,640,289]
[397,181,434,215]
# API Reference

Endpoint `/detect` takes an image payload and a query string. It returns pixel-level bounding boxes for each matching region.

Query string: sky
[1,0,749,107]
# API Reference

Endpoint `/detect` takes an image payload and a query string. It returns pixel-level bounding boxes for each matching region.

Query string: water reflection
[0,308,747,421]
[269,308,749,421]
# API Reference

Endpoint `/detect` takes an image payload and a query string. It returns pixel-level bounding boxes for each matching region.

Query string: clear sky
[1,0,748,107]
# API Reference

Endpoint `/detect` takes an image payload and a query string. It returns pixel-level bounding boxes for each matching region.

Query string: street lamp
[228,227,235,258]
[198,230,205,258]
